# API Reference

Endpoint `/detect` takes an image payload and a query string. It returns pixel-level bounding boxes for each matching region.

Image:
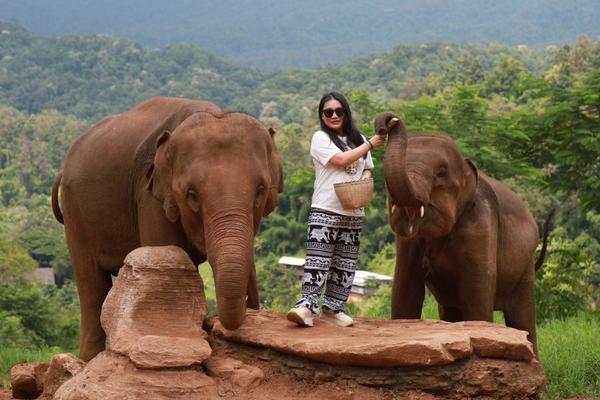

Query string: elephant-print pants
[295,208,363,314]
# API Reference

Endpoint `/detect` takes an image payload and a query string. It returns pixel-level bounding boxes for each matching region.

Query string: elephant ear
[264,128,284,216]
[145,130,180,223]
[464,159,479,185]
[460,159,479,208]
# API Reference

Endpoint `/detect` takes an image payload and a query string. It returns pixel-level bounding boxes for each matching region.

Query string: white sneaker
[321,310,353,327]
[286,306,314,327]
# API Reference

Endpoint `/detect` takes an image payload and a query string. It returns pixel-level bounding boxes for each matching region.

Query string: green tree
[444,53,485,86]
[0,310,38,348]
[16,195,72,282]
[536,69,600,211]
[0,236,37,283]
[484,56,525,98]
[256,213,306,257]
[571,35,594,75]
[536,228,599,321]
[545,45,575,89]
[256,255,300,311]
[0,281,79,349]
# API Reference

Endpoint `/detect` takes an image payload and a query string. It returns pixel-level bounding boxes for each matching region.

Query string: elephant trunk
[375,112,419,207]
[205,207,253,330]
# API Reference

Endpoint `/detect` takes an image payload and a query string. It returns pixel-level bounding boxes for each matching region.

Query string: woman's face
[322,98,345,135]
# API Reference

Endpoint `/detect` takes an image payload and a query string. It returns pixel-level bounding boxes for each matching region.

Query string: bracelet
[367,140,373,151]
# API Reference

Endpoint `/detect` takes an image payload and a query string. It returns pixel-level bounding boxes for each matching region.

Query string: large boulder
[101,246,211,367]
[54,246,216,400]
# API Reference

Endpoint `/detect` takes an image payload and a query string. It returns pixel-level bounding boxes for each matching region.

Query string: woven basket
[334,178,374,210]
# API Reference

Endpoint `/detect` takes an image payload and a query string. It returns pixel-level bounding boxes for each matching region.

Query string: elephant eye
[436,168,447,178]
[186,188,201,213]
[254,184,266,209]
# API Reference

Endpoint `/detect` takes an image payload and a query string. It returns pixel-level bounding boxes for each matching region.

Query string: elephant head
[147,112,283,330]
[375,112,477,239]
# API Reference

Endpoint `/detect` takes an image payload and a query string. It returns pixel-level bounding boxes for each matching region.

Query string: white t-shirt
[310,130,374,216]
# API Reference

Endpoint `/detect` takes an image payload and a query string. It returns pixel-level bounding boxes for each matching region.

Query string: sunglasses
[322,107,345,118]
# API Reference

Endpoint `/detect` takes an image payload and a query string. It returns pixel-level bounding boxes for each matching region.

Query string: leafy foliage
[0,236,37,283]
[536,227,600,321]
[0,281,80,350]
[537,69,600,210]
[0,20,262,120]
[256,255,301,311]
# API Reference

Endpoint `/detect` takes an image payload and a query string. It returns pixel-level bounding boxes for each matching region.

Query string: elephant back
[58,97,223,255]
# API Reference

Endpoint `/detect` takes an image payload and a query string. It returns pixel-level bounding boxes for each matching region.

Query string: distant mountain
[1,0,599,69]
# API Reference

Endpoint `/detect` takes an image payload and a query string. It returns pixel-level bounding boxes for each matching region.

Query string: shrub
[536,228,599,321]
[0,311,37,349]
[0,281,80,350]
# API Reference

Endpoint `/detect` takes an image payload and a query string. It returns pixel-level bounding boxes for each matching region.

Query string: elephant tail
[51,171,64,224]
[535,209,555,271]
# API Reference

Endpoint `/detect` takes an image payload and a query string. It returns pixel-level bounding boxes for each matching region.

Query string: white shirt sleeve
[310,131,342,166]
[363,135,374,169]
[365,150,374,169]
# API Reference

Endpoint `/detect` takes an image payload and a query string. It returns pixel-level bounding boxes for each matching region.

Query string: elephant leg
[392,238,425,319]
[458,233,496,322]
[439,305,463,322]
[457,265,495,322]
[77,265,112,361]
[246,263,259,310]
[459,281,495,322]
[66,235,112,361]
[504,270,538,355]
[62,203,114,362]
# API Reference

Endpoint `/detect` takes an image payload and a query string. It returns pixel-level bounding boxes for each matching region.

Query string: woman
[287,92,385,327]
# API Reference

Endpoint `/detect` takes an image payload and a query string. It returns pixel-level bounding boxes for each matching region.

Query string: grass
[538,314,600,399]
[0,346,65,388]
[357,289,507,323]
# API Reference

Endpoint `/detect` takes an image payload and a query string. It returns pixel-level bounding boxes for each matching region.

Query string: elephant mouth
[392,203,426,237]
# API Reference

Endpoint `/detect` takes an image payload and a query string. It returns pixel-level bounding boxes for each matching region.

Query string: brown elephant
[51,96,283,361]
[374,112,549,353]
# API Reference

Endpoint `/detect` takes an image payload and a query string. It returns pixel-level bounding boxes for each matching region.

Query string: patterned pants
[294,208,363,314]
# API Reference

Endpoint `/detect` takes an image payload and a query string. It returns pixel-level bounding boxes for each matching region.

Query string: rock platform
[10,246,546,399]
[210,310,545,399]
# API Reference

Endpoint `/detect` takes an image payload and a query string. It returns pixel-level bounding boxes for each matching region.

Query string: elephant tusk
[391,204,397,215]
[409,225,413,234]
[420,206,425,217]
[387,117,400,131]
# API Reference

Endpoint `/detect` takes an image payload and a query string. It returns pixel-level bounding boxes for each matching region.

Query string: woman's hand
[329,135,386,167]
[368,134,386,149]
[360,169,373,180]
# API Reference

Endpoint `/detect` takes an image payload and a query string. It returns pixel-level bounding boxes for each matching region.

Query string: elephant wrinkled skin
[375,112,548,354]
[52,97,283,361]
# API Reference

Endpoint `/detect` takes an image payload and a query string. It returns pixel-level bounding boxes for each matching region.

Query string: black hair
[318,92,366,156]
